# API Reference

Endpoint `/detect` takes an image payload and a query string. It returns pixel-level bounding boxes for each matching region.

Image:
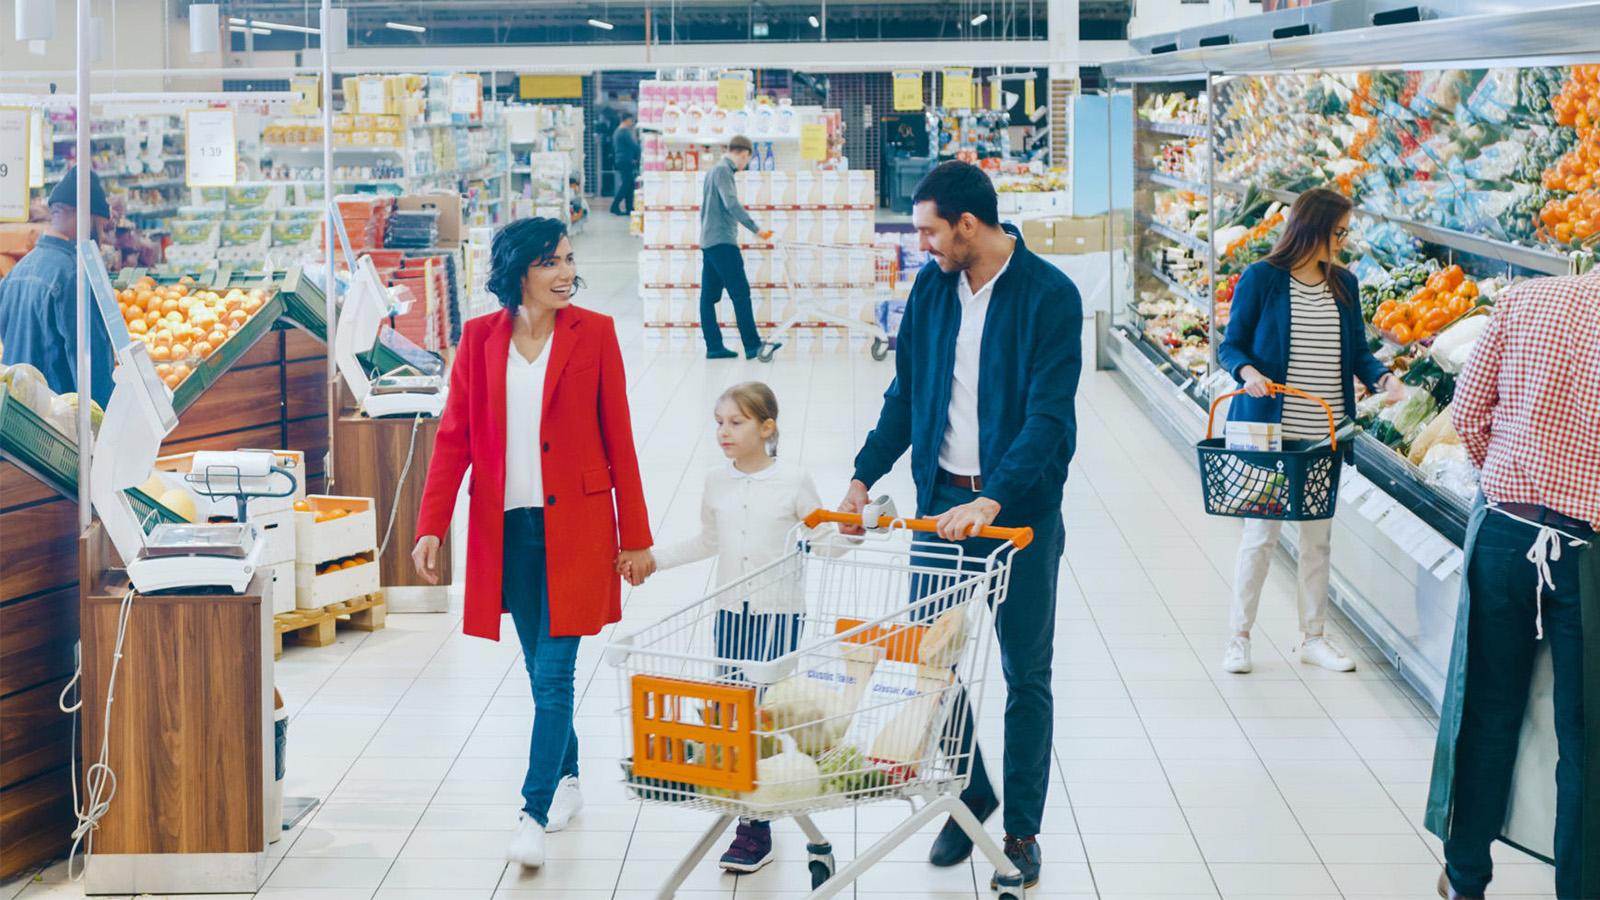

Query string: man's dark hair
[911,161,999,227]
[620,112,636,124]
[488,217,583,313]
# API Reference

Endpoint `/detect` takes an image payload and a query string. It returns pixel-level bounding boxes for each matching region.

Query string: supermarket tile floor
[6,214,1558,900]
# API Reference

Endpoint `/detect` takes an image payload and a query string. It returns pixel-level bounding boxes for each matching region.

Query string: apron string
[1486,502,1593,641]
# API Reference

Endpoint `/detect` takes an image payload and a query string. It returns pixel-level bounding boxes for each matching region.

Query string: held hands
[615,548,657,587]
[837,480,871,536]
[411,535,442,585]
[935,497,1002,542]
[1239,365,1272,399]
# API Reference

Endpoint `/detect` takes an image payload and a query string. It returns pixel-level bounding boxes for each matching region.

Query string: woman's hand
[1380,372,1407,403]
[1239,366,1272,398]
[616,548,656,586]
[412,535,442,585]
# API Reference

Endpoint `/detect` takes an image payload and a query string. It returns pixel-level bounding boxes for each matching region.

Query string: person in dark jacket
[610,114,639,216]
[841,161,1081,891]
[0,167,115,407]
[1215,188,1404,676]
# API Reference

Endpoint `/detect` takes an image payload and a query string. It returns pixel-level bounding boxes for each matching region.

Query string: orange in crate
[630,676,758,793]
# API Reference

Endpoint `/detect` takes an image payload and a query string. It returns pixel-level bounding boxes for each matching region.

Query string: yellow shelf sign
[519,75,583,99]
[893,70,924,111]
[290,76,320,116]
[944,69,974,110]
[717,72,749,111]
[800,123,827,161]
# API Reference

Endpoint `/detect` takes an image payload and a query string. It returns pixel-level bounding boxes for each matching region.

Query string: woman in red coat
[412,217,655,868]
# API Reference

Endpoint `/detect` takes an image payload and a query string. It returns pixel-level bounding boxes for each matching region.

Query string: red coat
[416,306,652,640]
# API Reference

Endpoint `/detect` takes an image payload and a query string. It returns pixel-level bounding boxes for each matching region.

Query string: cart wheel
[870,338,890,361]
[994,871,1026,900]
[757,342,780,363]
[806,842,834,890]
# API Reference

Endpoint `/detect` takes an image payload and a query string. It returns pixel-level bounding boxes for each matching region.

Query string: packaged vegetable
[1430,315,1490,374]
[4,363,53,419]
[917,608,970,670]
[1379,386,1439,442]
[1407,404,1461,466]
[817,745,891,797]
[739,735,822,808]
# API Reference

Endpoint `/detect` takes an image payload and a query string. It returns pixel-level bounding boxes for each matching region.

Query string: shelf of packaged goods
[1252,186,1570,276]
[265,144,406,155]
[125,205,180,218]
[411,120,491,131]
[1137,260,1211,312]
[1213,179,1250,195]
[1105,324,1211,428]
[1138,216,1210,255]
[1351,432,1471,548]
[1138,120,1209,139]
[51,132,129,142]
[1139,168,1209,194]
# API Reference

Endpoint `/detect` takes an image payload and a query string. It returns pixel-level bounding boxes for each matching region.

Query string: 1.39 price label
[186,108,238,188]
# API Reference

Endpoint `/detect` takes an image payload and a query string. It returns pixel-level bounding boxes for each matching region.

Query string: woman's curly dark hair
[487,217,584,313]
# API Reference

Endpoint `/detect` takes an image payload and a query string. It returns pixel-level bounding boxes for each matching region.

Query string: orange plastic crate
[630,675,758,793]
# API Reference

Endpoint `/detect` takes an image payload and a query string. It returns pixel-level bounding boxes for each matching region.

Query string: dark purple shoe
[719,819,773,873]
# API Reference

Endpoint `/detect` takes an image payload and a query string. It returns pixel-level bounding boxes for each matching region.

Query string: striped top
[1281,278,1346,441]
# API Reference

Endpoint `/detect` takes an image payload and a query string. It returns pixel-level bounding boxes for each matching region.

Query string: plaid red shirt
[1451,271,1600,528]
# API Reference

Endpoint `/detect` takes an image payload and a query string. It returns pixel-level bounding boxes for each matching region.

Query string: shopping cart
[604,509,1035,899]
[755,241,893,363]
[1196,383,1344,520]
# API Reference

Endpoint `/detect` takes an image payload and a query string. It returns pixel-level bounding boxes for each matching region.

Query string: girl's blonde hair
[721,381,779,456]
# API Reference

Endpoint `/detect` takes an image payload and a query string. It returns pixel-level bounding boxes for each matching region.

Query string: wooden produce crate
[273,590,386,658]
[295,552,380,610]
[294,495,378,610]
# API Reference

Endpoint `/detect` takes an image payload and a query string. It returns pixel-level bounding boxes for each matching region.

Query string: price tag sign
[290,76,320,116]
[450,74,481,115]
[29,110,45,188]
[1025,78,1036,117]
[358,78,387,115]
[185,108,238,188]
[0,108,31,222]
[944,69,974,110]
[717,72,748,111]
[893,70,924,111]
[800,123,827,161]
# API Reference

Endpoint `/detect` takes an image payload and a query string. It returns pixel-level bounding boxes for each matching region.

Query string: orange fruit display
[117,283,272,392]
[1370,265,1479,345]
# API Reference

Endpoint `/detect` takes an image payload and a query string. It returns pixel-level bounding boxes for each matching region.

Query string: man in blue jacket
[0,167,115,408]
[841,161,1082,890]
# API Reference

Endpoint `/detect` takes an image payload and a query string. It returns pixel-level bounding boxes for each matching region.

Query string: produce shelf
[1139,120,1209,139]
[170,294,287,413]
[1139,168,1208,194]
[1119,323,1209,410]
[1138,260,1211,312]
[1351,433,1471,548]
[1138,216,1210,254]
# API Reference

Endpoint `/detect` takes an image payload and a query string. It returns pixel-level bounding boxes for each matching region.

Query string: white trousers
[1230,517,1334,637]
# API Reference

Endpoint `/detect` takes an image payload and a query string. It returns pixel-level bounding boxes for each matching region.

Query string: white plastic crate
[294,494,378,567]
[295,555,381,610]
[267,560,296,615]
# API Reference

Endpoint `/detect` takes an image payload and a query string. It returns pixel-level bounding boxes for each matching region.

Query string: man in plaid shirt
[1432,270,1600,900]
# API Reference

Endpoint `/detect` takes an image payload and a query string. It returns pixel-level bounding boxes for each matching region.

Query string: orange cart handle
[1206,382,1338,449]
[803,509,1034,550]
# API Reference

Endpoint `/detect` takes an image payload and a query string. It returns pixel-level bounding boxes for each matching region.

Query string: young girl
[647,381,847,874]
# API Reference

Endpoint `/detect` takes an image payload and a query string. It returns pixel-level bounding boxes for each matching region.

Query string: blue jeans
[699,244,761,354]
[1446,510,1590,900]
[503,508,581,827]
[911,480,1064,837]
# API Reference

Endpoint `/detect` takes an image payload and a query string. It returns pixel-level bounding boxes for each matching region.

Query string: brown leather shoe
[1439,868,1484,900]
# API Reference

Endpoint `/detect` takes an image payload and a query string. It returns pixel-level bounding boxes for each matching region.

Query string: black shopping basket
[1197,383,1343,521]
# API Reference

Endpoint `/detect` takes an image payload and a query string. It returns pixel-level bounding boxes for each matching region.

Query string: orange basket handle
[803,509,1034,550]
[1206,382,1338,450]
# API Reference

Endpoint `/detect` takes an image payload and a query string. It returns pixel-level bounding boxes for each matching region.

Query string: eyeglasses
[1333,228,1350,240]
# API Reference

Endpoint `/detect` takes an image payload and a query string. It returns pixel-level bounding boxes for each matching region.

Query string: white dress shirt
[938,245,1014,476]
[503,338,552,511]
[654,458,851,612]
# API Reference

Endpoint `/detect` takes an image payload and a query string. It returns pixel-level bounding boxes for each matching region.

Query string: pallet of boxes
[275,494,386,657]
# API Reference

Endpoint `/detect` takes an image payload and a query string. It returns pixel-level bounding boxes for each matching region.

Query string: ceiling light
[970,13,989,25]
[227,16,319,34]
[808,15,820,27]
[587,18,614,29]
[385,21,427,33]
[229,24,271,35]
[15,0,55,42]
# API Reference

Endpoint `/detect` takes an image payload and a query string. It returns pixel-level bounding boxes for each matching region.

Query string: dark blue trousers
[911,481,1064,837]
[699,244,761,355]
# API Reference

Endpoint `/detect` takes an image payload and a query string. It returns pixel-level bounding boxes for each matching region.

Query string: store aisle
[6,215,1556,900]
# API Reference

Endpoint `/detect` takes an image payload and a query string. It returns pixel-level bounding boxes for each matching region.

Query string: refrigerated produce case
[1099,2,1600,869]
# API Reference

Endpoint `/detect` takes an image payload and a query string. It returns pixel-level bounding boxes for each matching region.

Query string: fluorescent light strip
[971,13,989,25]
[227,16,319,34]
[808,15,820,27]
[587,18,614,29]
[386,21,427,32]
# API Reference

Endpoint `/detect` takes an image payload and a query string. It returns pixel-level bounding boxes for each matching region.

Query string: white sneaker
[506,813,546,867]
[545,775,583,833]
[1222,635,1253,674]
[1299,636,1356,672]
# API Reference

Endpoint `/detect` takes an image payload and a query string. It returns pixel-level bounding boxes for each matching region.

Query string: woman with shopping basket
[410,217,656,869]
[1214,188,1405,675]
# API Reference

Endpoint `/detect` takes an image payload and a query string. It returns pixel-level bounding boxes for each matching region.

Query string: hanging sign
[800,123,827,161]
[893,71,923,112]
[29,110,45,188]
[0,108,31,222]
[290,76,320,116]
[185,108,238,188]
[518,75,583,99]
[357,78,388,115]
[944,68,974,109]
[450,74,482,115]
[717,71,749,111]
[1025,78,1036,117]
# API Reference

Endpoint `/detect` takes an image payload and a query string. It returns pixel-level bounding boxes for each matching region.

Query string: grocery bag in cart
[1197,383,1343,520]
[605,509,1035,899]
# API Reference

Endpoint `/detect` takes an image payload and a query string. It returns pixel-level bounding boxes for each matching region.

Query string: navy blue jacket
[1216,260,1389,426]
[0,234,114,408]
[853,224,1083,524]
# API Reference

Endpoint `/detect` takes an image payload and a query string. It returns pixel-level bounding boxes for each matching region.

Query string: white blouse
[654,459,851,612]
[503,338,552,511]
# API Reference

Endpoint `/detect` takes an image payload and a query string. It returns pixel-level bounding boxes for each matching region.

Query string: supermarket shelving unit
[1100,2,1600,867]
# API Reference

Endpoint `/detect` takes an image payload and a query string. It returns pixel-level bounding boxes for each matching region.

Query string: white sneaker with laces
[506,813,546,867]
[1299,635,1356,672]
[545,775,583,833]
[1222,635,1252,674]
